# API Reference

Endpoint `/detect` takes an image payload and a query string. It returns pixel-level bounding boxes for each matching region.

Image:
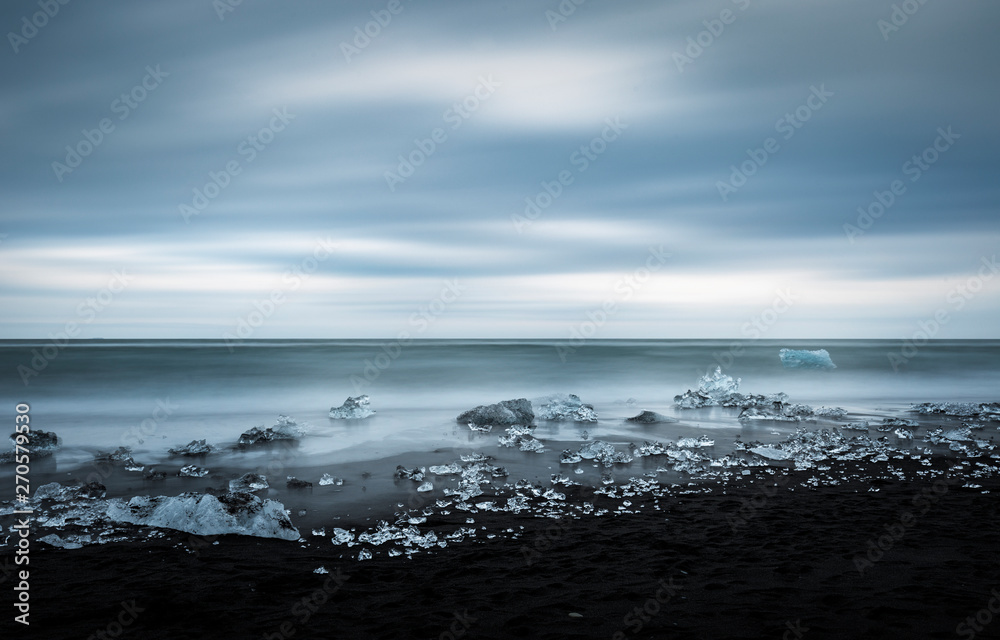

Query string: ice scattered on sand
[313,566,328,574]
[498,425,544,452]
[168,439,216,456]
[534,394,598,422]
[577,441,633,467]
[357,549,372,561]
[318,474,344,486]
[106,491,299,540]
[229,473,269,492]
[329,395,375,419]
[779,348,836,370]
[912,402,1000,420]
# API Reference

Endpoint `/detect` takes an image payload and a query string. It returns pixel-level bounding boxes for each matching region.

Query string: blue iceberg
[779,348,836,370]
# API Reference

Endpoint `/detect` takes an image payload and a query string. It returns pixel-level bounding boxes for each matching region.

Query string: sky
[1,0,998,340]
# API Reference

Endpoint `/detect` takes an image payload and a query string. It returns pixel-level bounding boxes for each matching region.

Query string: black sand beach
[6,457,999,640]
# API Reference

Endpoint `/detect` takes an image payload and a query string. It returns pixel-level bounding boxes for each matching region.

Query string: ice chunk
[229,472,269,492]
[912,402,1000,420]
[456,398,534,427]
[286,476,313,489]
[331,528,355,545]
[179,465,209,478]
[314,566,328,574]
[578,441,632,467]
[35,481,107,501]
[842,421,869,431]
[38,533,89,549]
[676,436,715,448]
[429,463,462,475]
[814,407,848,419]
[394,465,425,482]
[534,394,598,422]
[674,367,742,408]
[560,449,583,464]
[498,425,544,452]
[106,491,299,540]
[5,429,60,460]
[318,473,344,486]
[626,410,678,424]
[779,348,836,370]
[416,482,433,492]
[329,395,375,419]
[169,439,216,456]
[237,415,304,447]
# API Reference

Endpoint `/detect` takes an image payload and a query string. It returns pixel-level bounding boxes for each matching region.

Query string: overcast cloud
[1,0,997,339]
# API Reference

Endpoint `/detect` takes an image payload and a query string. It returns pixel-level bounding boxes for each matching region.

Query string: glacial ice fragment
[456,398,534,427]
[179,465,209,478]
[778,348,836,370]
[106,491,299,540]
[318,473,344,486]
[237,415,304,447]
[534,394,598,422]
[168,439,216,456]
[329,395,375,419]
[229,472,269,492]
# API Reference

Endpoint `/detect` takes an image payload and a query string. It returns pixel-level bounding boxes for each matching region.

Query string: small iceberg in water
[329,395,376,419]
[779,348,836,370]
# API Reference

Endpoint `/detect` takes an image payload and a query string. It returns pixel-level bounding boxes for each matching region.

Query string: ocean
[1,339,997,525]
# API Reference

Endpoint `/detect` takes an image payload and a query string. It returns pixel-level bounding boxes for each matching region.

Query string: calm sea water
[1,339,996,522]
